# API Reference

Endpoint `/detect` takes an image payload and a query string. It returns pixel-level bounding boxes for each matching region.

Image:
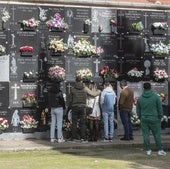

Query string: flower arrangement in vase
[73,38,103,57]
[23,71,37,82]
[131,112,140,127]
[150,41,170,56]
[0,45,6,55]
[153,67,168,82]
[84,19,92,33]
[2,8,10,30]
[19,115,38,129]
[20,18,40,30]
[76,68,93,82]
[20,46,34,56]
[22,93,37,107]
[99,66,119,79]
[0,117,9,133]
[127,67,144,81]
[151,22,168,35]
[49,38,68,55]
[48,65,66,82]
[46,13,68,31]
[131,21,144,32]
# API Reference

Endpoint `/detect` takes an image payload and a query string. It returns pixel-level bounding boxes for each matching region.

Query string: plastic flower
[73,38,96,57]
[151,22,168,30]
[96,46,104,56]
[49,38,68,52]
[48,65,65,81]
[153,68,168,81]
[0,45,6,53]
[0,117,9,131]
[131,21,144,31]
[99,66,119,78]
[76,68,93,81]
[127,67,144,77]
[110,19,117,26]
[20,46,34,52]
[21,18,40,27]
[84,19,92,25]
[19,115,38,129]
[46,13,68,30]
[150,41,170,55]
[2,8,10,23]
[22,93,37,104]
[131,113,140,125]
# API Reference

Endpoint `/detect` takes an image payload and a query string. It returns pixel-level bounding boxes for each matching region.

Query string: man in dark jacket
[136,82,166,156]
[69,76,99,142]
[118,80,134,141]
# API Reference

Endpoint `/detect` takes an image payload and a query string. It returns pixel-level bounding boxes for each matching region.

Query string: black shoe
[120,137,130,141]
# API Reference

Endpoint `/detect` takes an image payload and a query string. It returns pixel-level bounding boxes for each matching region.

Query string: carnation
[0,117,9,131]
[127,67,144,77]
[76,68,93,81]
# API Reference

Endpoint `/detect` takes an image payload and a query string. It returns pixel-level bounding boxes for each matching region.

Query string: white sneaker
[158,150,167,156]
[50,139,57,143]
[146,150,152,155]
[58,138,65,143]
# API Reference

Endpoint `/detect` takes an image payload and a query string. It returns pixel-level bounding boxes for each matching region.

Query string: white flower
[150,41,169,55]
[2,8,10,22]
[127,67,143,77]
[85,19,92,25]
[153,68,168,81]
[0,45,6,53]
[76,68,93,80]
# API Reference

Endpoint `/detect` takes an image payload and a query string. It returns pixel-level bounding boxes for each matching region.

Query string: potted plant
[19,18,40,31]
[22,93,37,108]
[49,38,68,56]
[23,71,37,83]
[20,46,34,56]
[110,19,117,33]
[48,65,66,82]
[131,112,140,129]
[150,41,170,56]
[151,22,168,35]
[2,8,10,30]
[0,117,9,133]
[0,45,6,55]
[84,19,92,33]
[76,68,93,82]
[19,115,38,133]
[131,21,144,32]
[127,67,144,82]
[153,67,168,82]
[46,13,68,31]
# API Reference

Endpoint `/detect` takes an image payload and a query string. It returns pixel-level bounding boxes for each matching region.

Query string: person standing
[100,82,116,142]
[136,82,166,156]
[69,76,100,143]
[47,81,66,143]
[118,80,134,141]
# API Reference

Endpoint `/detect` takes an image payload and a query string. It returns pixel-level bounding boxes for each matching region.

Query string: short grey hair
[120,79,127,86]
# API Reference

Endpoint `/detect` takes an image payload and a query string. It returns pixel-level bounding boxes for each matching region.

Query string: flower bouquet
[0,117,9,133]
[131,21,144,32]
[20,18,40,31]
[2,8,10,30]
[131,113,140,128]
[20,46,34,56]
[72,38,96,57]
[99,66,119,79]
[23,71,37,83]
[19,115,38,130]
[127,67,144,82]
[153,67,168,82]
[76,68,93,82]
[150,41,170,56]
[49,38,68,55]
[48,65,66,82]
[161,115,168,129]
[84,19,92,33]
[151,22,168,35]
[46,13,68,31]
[0,45,6,55]
[22,93,37,107]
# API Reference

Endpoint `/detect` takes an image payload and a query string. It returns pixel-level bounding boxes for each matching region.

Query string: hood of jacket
[104,87,114,93]
[142,90,154,98]
[74,82,85,90]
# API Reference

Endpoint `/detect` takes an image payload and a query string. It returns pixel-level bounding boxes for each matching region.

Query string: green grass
[0,147,169,169]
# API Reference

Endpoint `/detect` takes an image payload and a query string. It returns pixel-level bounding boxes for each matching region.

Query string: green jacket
[136,90,163,120]
[69,82,100,108]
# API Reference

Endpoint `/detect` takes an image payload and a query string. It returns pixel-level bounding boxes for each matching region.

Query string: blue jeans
[119,110,133,139]
[50,107,63,139]
[102,111,114,139]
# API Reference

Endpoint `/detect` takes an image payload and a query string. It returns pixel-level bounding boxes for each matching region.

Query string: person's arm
[136,100,141,119]
[100,90,105,105]
[84,86,100,97]
[157,96,163,120]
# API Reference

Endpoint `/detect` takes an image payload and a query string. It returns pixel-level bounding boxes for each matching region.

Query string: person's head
[103,82,111,88]
[143,82,151,90]
[75,76,83,83]
[120,79,127,89]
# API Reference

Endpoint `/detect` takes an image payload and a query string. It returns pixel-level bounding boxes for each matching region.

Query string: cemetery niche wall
[0,2,170,134]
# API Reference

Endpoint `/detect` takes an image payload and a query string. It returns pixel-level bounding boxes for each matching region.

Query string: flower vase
[20,51,33,57]
[84,23,89,33]
[151,28,165,35]
[153,78,165,83]
[50,50,62,56]
[21,24,36,31]
[22,128,35,133]
[49,27,63,32]
[22,102,36,108]
[127,76,142,82]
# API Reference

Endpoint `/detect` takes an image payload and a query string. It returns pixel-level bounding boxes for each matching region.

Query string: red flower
[20,46,34,52]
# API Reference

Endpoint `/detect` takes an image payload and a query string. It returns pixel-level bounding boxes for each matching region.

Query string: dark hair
[143,82,151,90]
[120,79,127,86]
[104,82,110,86]
[76,76,82,82]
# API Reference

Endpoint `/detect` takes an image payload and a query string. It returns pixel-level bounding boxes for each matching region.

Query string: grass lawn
[0,146,169,169]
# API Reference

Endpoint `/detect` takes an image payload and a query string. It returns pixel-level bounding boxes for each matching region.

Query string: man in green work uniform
[136,82,166,156]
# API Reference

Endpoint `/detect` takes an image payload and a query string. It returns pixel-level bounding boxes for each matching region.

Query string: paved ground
[0,128,170,152]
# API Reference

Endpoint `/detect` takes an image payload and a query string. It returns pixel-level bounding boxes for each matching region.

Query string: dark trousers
[119,110,133,139]
[71,107,86,140]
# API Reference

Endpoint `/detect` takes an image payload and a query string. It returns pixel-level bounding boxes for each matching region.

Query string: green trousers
[141,116,163,151]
